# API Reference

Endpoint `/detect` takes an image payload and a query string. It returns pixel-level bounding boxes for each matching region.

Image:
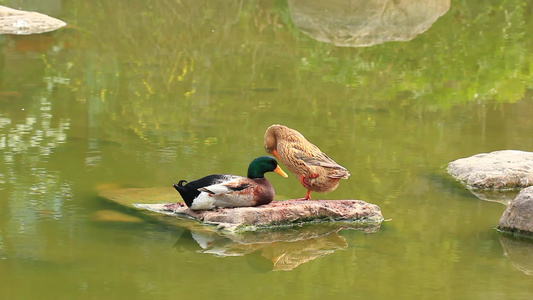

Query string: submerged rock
[447,150,533,190]
[0,5,66,35]
[91,210,144,223]
[497,187,533,237]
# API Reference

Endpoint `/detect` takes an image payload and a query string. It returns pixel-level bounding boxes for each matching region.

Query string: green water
[1,0,533,298]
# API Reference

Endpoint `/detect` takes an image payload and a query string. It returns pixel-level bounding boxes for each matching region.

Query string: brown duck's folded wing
[328,169,351,179]
[298,153,346,169]
[298,153,350,179]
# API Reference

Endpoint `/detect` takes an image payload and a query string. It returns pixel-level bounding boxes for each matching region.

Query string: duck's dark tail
[173,180,194,208]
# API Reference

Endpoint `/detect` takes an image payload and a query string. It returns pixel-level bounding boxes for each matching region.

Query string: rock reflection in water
[174,223,380,271]
[466,188,519,205]
[289,0,450,47]
[499,234,533,276]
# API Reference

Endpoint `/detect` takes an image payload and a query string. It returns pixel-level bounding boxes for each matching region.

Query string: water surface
[1,0,533,299]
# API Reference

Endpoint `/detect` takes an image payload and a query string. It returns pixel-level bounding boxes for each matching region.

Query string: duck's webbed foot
[294,189,312,201]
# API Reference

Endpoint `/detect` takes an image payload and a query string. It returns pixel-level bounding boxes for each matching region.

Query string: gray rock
[497,187,533,236]
[447,150,533,190]
[134,199,384,232]
[0,5,66,35]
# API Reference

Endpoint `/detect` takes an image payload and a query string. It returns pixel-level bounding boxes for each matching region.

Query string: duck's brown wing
[281,132,350,176]
[298,152,345,168]
[298,153,350,179]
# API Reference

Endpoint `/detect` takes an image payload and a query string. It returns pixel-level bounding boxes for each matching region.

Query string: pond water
[1,0,533,298]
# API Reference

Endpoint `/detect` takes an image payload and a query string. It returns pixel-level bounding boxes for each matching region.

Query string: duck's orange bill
[272,149,280,160]
[274,165,288,177]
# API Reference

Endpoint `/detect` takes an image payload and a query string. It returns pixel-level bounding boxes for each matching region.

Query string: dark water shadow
[288,0,450,47]
[173,222,379,272]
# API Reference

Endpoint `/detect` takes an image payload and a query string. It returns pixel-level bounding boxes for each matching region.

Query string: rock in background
[447,150,533,189]
[448,150,533,239]
[0,5,66,35]
[447,150,533,204]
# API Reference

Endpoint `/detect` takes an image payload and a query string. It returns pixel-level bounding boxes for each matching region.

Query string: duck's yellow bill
[274,165,288,177]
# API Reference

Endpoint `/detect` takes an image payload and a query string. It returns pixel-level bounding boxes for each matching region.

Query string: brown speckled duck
[264,124,350,200]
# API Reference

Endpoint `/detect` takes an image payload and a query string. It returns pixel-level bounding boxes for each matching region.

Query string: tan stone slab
[0,5,66,35]
[99,187,384,232]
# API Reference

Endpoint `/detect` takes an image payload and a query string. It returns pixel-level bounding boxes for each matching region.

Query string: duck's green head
[247,156,288,179]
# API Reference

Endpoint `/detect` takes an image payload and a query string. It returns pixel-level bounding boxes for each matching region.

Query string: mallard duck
[173,156,288,210]
[264,124,350,200]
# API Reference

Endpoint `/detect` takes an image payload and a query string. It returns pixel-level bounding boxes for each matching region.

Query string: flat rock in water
[135,200,383,232]
[0,5,66,35]
[447,150,533,190]
[497,187,533,237]
[99,187,382,270]
[98,187,383,232]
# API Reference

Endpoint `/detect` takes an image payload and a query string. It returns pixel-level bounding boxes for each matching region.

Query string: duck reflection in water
[173,223,379,272]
